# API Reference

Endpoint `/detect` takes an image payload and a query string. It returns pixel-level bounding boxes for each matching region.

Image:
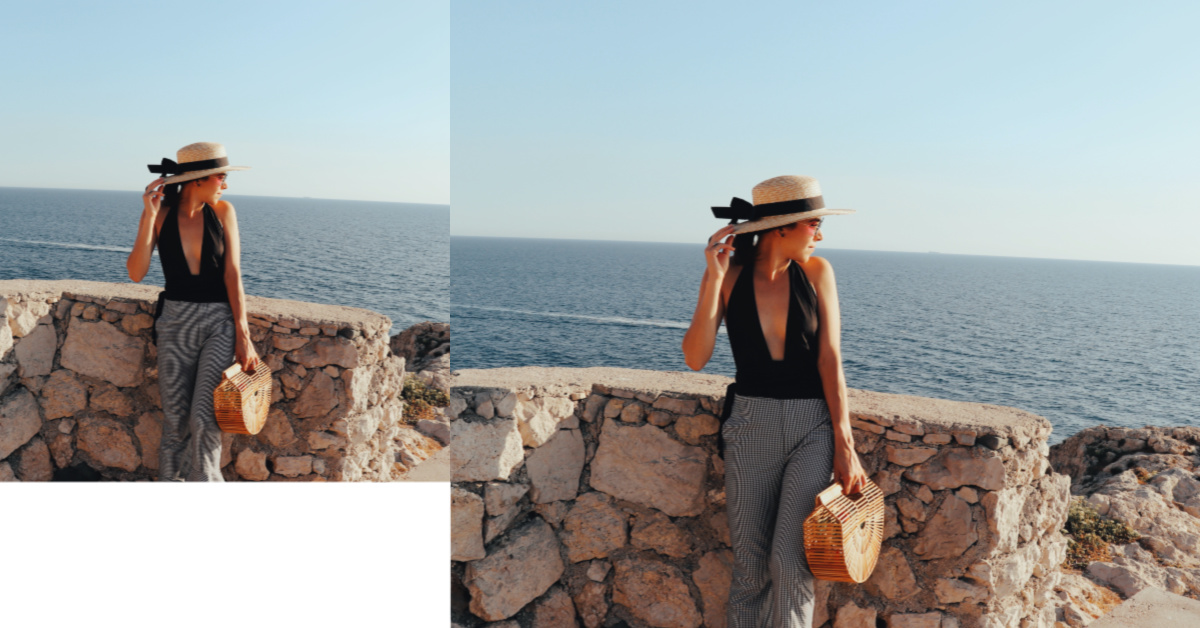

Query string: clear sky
[451,1,1200,266]
[1,1,448,204]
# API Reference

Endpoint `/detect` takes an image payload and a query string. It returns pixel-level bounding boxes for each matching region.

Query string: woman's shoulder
[797,256,835,289]
[800,255,833,276]
[211,199,236,217]
[209,200,238,227]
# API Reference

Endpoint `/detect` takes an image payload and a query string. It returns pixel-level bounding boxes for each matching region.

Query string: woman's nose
[221,181,228,189]
[814,229,823,241]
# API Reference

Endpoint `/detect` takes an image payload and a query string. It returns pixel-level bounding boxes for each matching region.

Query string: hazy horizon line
[0,185,449,208]
[450,234,1200,269]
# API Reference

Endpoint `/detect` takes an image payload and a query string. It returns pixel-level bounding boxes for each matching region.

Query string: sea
[0,187,449,332]
[452,236,1200,443]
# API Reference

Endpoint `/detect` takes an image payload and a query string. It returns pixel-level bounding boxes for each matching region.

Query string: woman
[682,175,868,627]
[127,142,261,482]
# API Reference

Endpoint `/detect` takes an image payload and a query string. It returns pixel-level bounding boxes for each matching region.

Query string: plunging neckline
[172,204,206,277]
[748,260,792,363]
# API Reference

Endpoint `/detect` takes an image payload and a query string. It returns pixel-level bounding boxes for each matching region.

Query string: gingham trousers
[155,300,235,482]
[724,395,835,628]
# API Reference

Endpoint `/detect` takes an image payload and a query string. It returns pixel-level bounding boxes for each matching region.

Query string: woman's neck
[178,192,206,217]
[754,238,793,280]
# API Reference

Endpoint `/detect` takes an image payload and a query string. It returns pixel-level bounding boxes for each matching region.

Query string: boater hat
[712,175,854,234]
[148,142,250,184]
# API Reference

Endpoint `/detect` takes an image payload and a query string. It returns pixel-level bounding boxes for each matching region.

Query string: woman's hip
[156,300,233,340]
[723,395,831,448]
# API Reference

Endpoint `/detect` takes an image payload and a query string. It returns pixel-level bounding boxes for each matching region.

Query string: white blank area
[0,483,447,624]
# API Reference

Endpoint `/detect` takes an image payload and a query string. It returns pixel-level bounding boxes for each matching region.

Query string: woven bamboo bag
[213,363,272,435]
[802,479,886,582]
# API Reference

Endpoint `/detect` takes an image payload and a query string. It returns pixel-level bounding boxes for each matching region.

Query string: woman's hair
[731,222,799,266]
[161,181,184,212]
[160,175,212,212]
[730,232,759,267]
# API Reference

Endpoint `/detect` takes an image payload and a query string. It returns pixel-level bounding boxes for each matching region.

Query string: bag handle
[816,482,846,508]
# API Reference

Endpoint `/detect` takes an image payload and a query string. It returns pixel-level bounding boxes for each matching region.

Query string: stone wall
[449,367,1073,628]
[0,280,441,482]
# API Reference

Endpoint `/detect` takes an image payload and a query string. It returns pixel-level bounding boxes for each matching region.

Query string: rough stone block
[451,419,524,482]
[0,389,42,459]
[692,550,733,628]
[60,318,145,387]
[14,323,55,377]
[527,429,585,503]
[904,447,1006,491]
[561,492,627,563]
[40,370,88,420]
[612,555,702,628]
[285,337,358,369]
[464,519,565,621]
[452,487,486,561]
[77,415,140,472]
[235,449,270,481]
[589,421,708,517]
[273,455,313,477]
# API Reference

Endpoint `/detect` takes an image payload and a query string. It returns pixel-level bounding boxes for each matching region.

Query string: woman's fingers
[708,225,737,246]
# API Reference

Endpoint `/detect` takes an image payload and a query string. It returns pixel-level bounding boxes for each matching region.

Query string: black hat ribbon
[711,195,826,226]
[148,156,229,175]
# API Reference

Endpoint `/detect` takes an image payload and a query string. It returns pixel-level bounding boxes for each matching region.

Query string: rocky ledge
[0,280,442,482]
[450,367,1076,628]
[1049,426,1200,621]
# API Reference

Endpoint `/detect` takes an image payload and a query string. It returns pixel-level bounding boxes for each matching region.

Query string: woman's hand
[834,442,869,495]
[235,334,262,373]
[705,225,737,278]
[143,177,166,216]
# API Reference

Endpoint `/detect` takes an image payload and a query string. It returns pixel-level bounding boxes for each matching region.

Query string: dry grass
[1063,497,1141,571]
[400,375,449,425]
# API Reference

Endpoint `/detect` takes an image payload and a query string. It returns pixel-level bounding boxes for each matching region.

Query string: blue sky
[0,1,448,204]
[451,2,1200,265]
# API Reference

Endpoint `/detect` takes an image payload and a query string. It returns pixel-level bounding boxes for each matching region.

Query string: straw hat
[712,175,854,234]
[147,142,250,184]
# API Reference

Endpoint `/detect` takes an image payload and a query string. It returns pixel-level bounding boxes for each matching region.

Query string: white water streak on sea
[453,303,726,333]
[0,237,152,255]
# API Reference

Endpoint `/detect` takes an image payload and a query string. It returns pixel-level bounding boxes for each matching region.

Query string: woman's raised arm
[682,225,737,371]
[127,178,165,282]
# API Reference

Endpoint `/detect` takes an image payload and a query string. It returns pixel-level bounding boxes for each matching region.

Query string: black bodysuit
[724,261,824,399]
[158,203,229,303]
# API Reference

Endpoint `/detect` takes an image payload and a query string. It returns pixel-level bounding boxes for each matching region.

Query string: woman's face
[191,173,228,205]
[778,218,823,259]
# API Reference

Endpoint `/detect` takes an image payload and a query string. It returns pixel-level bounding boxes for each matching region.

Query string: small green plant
[401,376,449,424]
[1062,497,1140,570]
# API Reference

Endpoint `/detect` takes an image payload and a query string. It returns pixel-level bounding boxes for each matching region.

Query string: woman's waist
[160,279,229,304]
[731,369,824,399]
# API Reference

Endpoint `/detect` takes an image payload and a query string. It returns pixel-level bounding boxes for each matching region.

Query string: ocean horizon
[0,187,449,332]
[452,235,1200,443]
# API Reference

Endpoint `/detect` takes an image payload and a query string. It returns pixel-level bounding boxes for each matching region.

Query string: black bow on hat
[147,156,229,175]
[711,195,825,226]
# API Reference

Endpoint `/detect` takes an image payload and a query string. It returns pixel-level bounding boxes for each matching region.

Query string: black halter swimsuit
[725,260,824,399]
[717,261,825,455]
[158,203,229,303]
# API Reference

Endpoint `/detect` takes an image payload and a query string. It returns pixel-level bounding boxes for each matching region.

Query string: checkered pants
[155,300,235,482]
[724,395,835,628]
